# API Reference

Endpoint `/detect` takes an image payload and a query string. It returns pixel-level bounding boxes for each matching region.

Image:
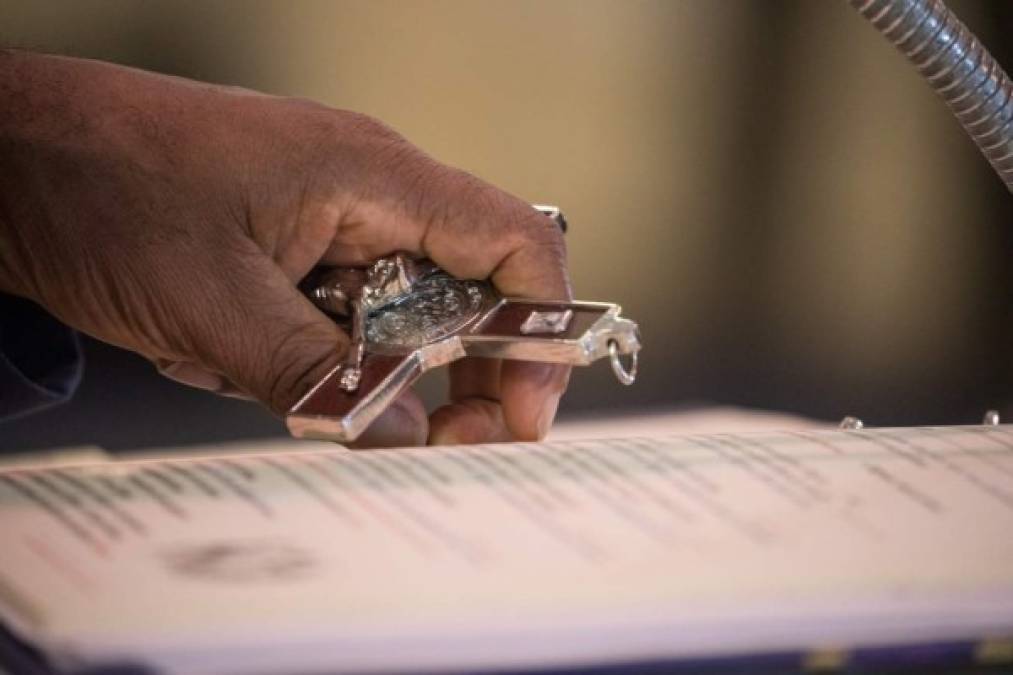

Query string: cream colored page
[0,426,1012,673]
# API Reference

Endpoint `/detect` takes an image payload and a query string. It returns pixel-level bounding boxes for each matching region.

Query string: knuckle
[336,109,399,140]
[312,109,424,199]
[331,110,407,162]
[360,138,454,234]
[405,159,457,232]
[298,106,402,165]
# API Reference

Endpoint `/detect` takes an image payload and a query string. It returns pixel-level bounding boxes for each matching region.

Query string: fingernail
[157,360,224,392]
[427,427,460,446]
[535,391,562,440]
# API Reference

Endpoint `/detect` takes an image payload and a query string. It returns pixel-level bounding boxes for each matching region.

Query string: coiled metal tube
[849,0,1013,192]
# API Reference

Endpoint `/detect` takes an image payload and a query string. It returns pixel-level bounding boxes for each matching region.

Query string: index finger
[325,156,570,300]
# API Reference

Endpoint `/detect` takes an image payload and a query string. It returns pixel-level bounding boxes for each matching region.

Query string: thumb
[179,252,348,417]
[162,252,429,445]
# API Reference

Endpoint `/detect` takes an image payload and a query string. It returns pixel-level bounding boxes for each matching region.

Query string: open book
[1,426,1012,674]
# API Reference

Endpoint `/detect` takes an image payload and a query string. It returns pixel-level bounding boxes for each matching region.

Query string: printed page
[0,426,1012,674]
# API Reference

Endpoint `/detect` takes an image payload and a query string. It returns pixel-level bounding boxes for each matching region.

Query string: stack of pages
[0,425,1011,673]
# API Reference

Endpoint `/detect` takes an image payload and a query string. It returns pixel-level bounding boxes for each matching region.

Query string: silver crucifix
[287,206,641,443]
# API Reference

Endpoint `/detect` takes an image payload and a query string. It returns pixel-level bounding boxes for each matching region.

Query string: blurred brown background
[1,0,1010,450]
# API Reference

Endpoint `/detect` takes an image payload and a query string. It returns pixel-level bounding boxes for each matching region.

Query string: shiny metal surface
[839,415,865,430]
[361,256,439,313]
[520,309,574,335]
[287,339,467,442]
[338,297,366,392]
[533,204,568,233]
[290,205,640,444]
[849,0,1013,192]
[287,295,641,443]
[609,340,638,386]
[365,273,490,349]
[291,269,640,441]
[461,300,640,365]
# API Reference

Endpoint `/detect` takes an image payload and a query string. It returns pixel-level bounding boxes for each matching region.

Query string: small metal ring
[608,340,638,385]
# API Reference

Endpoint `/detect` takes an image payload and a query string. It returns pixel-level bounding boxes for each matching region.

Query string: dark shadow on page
[0,620,156,675]
[0,337,286,453]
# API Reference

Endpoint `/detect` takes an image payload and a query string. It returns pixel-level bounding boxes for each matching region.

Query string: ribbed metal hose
[849,0,1013,192]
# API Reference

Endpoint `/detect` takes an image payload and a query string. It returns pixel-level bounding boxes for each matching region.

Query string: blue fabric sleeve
[0,294,82,421]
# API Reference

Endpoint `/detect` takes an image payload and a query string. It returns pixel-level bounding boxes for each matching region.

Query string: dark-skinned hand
[0,50,571,447]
